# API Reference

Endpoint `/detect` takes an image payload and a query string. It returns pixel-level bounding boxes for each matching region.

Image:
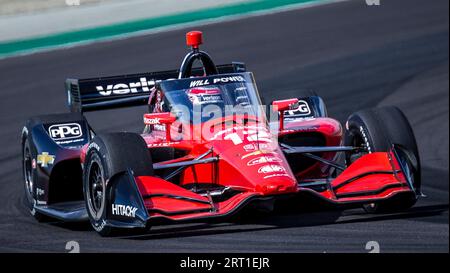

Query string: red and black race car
[22,31,422,236]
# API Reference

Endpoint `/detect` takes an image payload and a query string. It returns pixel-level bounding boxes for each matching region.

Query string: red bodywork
[77,31,415,224]
[81,113,413,222]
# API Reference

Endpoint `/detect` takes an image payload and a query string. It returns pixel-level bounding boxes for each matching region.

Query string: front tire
[83,132,153,236]
[21,131,46,221]
[344,106,420,213]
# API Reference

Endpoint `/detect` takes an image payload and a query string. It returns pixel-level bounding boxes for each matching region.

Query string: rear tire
[344,106,420,213]
[83,132,153,236]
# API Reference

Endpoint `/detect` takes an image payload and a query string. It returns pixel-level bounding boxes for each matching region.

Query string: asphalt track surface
[0,0,448,252]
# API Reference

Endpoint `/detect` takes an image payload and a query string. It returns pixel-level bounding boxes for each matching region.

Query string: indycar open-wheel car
[22,31,422,236]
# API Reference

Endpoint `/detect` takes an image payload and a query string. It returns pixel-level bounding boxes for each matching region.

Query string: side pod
[105,169,150,229]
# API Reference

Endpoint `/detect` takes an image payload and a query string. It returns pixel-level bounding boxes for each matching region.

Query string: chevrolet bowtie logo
[37,152,55,167]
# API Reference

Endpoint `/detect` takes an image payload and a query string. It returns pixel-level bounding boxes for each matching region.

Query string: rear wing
[66,62,246,112]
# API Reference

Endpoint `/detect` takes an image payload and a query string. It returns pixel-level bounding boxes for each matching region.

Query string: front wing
[102,146,417,229]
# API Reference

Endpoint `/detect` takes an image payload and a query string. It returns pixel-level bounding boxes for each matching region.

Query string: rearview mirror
[272,98,299,112]
[143,112,177,140]
[143,112,176,126]
[272,98,299,131]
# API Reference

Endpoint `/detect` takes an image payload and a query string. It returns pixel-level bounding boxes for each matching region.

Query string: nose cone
[255,176,298,195]
[251,161,298,194]
[207,125,298,195]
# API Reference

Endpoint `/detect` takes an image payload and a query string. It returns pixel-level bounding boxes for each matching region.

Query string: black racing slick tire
[83,132,153,236]
[344,106,421,213]
[21,130,45,221]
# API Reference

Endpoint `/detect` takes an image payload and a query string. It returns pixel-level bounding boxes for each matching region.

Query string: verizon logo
[96,77,155,96]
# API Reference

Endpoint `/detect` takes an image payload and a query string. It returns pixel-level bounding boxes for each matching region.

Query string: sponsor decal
[37,152,55,168]
[280,125,320,132]
[210,127,237,140]
[241,150,273,160]
[55,138,85,145]
[48,123,85,145]
[247,156,282,166]
[36,188,45,196]
[234,87,250,106]
[153,124,166,131]
[147,142,180,148]
[258,165,286,174]
[243,143,272,152]
[88,142,101,151]
[263,173,291,179]
[48,123,82,140]
[284,117,316,123]
[285,100,312,117]
[144,117,161,125]
[187,87,224,105]
[111,204,138,218]
[243,144,257,152]
[199,94,223,103]
[96,77,155,96]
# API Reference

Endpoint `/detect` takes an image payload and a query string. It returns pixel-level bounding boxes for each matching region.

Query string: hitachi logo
[96,77,155,96]
[111,204,138,218]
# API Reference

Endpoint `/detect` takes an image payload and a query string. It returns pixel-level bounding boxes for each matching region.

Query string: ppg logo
[286,100,311,116]
[48,123,82,140]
